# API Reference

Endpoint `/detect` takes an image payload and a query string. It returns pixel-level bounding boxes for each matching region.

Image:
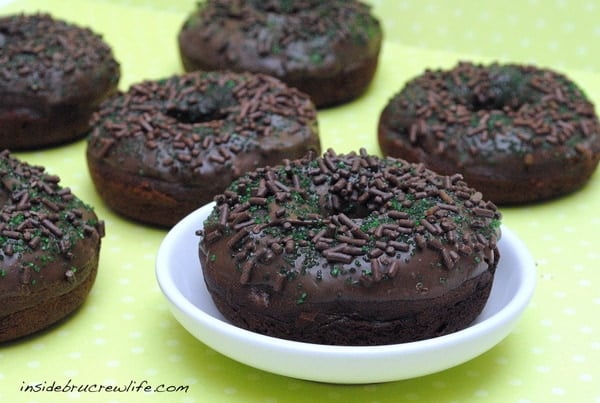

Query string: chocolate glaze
[378,61,600,204]
[178,0,382,108]
[0,150,104,342]
[0,13,120,150]
[199,149,501,345]
[87,71,321,227]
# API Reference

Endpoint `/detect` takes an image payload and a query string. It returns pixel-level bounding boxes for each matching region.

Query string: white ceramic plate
[156,202,536,384]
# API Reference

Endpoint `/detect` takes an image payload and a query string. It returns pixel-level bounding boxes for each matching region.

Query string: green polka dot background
[1,1,600,402]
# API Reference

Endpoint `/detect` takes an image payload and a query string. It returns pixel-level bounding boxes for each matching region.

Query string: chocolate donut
[198,149,501,346]
[178,0,382,108]
[378,62,600,204]
[0,13,120,150]
[0,150,105,342]
[87,71,320,227]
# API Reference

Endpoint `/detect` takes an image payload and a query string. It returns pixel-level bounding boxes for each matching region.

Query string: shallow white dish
[156,202,536,384]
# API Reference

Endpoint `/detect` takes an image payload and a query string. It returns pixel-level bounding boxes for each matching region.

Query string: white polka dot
[122,312,135,320]
[576,45,588,55]
[31,342,45,350]
[553,292,568,302]
[224,387,237,395]
[432,380,447,389]
[537,366,551,373]
[479,10,491,20]
[535,18,547,28]
[549,333,563,342]
[562,22,576,33]
[131,346,144,354]
[474,389,489,397]
[509,378,523,386]
[68,352,82,360]
[403,392,420,400]
[106,360,120,368]
[93,323,106,331]
[410,22,422,33]
[495,357,509,365]
[532,347,545,355]
[425,3,438,13]
[436,26,448,36]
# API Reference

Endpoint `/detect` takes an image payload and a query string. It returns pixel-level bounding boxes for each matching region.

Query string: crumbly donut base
[205,268,495,346]
[87,159,203,227]
[0,105,91,150]
[180,54,379,109]
[0,79,118,150]
[287,57,380,108]
[0,259,98,343]
[378,129,600,204]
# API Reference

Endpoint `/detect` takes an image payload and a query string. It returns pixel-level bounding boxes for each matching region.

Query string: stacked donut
[0,13,114,342]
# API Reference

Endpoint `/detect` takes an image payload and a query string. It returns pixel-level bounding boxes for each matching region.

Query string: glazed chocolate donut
[0,150,104,343]
[378,62,600,204]
[87,71,320,227]
[198,149,501,346]
[178,0,382,108]
[0,13,120,150]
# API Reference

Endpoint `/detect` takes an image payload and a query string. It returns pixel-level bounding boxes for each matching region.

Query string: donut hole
[257,0,321,13]
[324,193,374,220]
[470,87,523,111]
[166,96,229,124]
[467,66,531,112]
